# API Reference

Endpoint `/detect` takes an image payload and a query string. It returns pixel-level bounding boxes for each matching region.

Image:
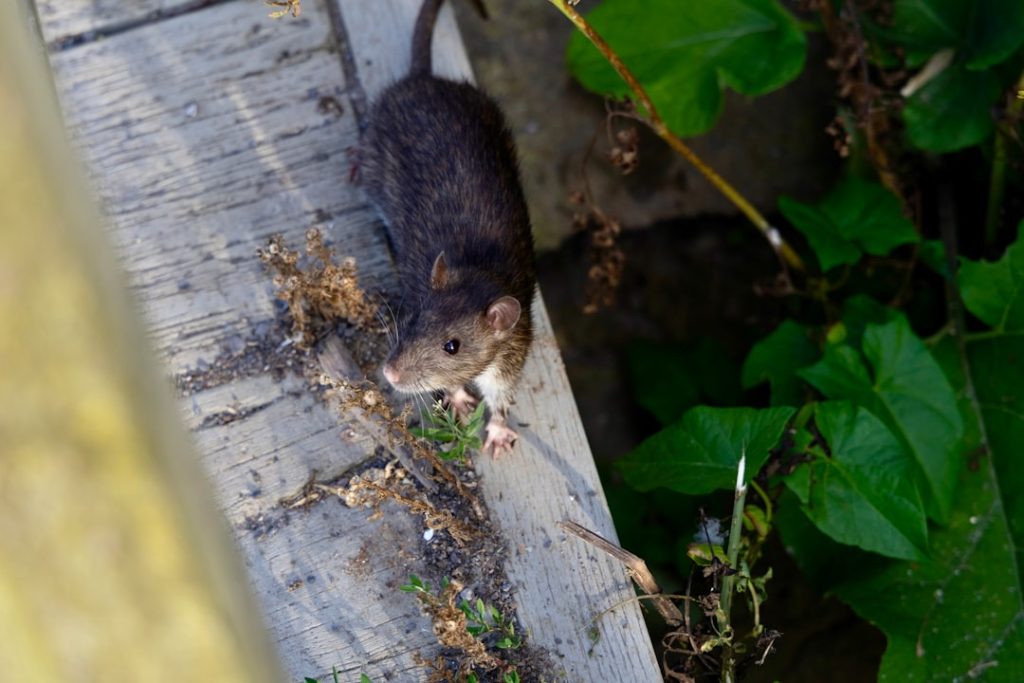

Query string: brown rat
[362,0,536,455]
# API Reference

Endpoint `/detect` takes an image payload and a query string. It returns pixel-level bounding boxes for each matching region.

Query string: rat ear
[430,251,448,290]
[486,296,521,332]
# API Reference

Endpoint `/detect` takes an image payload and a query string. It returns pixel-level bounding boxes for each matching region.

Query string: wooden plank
[36,0,194,45]
[42,0,662,679]
[334,2,662,679]
[44,4,434,681]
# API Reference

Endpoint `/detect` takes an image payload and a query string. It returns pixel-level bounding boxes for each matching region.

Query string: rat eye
[443,339,460,355]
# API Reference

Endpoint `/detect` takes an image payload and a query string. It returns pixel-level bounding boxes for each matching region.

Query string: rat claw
[483,421,517,457]
[444,387,478,421]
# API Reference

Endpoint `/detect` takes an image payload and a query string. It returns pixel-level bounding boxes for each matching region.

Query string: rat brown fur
[362,0,535,455]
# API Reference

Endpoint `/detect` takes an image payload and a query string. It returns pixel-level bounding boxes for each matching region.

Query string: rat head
[382,251,522,394]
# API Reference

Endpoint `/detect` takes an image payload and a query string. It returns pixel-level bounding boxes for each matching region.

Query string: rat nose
[382,363,400,385]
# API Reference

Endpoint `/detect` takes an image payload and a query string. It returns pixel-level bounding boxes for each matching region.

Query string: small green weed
[302,665,342,683]
[459,597,522,650]
[398,573,435,594]
[409,401,485,461]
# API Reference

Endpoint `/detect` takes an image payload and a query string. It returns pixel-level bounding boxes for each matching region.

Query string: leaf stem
[719,451,748,683]
[985,68,1024,247]
[547,0,805,273]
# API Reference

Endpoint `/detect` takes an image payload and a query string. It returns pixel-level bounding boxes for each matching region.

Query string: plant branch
[985,68,1024,246]
[547,0,805,273]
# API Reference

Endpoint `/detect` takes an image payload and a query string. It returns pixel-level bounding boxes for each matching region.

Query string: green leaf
[838,295,901,348]
[566,0,806,136]
[741,320,820,406]
[917,238,951,278]
[774,488,886,591]
[785,402,928,560]
[779,177,919,271]
[778,196,861,270]
[964,0,1024,68]
[885,0,969,56]
[359,676,372,683]
[903,61,1002,152]
[879,0,1024,69]
[934,330,1024,578]
[618,406,795,494]
[966,337,1024,576]
[959,222,1024,331]
[799,318,963,521]
[829,289,1024,678]
[833,462,1024,681]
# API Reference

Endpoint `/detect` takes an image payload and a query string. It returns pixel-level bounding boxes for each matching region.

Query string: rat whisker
[383,298,400,348]
[375,307,394,346]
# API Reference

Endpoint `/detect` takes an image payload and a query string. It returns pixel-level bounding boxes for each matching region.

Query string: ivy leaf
[779,176,919,271]
[566,0,806,137]
[903,60,1002,152]
[799,318,963,522]
[740,320,820,406]
[618,406,794,494]
[959,221,1024,331]
[785,402,928,561]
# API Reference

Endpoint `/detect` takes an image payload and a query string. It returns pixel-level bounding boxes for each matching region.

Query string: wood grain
[41,0,661,679]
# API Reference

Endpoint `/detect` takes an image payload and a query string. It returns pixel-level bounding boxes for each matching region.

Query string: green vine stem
[985,69,1024,247]
[718,451,748,683]
[547,0,806,274]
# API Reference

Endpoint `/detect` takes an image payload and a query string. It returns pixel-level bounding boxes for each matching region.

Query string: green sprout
[410,400,486,461]
[459,597,523,650]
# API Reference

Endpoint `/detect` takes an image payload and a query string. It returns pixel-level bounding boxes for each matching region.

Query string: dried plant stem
[547,0,805,273]
[985,69,1024,246]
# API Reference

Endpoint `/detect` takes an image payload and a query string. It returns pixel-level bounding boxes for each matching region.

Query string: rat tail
[410,0,488,77]
[409,0,445,77]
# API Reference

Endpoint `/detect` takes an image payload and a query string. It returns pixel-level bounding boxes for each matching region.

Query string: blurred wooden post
[0,6,286,682]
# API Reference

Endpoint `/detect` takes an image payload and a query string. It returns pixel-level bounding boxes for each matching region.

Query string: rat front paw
[444,387,479,421]
[483,420,518,457]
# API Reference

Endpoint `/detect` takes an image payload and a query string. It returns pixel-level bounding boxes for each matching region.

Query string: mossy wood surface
[37,0,660,680]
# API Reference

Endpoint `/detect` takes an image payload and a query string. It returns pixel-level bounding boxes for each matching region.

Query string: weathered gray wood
[42,0,661,679]
[340,4,660,677]
[45,4,432,680]
[35,0,181,44]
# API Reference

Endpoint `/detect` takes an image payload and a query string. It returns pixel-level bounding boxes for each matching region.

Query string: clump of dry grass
[258,229,377,347]
[413,580,502,676]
